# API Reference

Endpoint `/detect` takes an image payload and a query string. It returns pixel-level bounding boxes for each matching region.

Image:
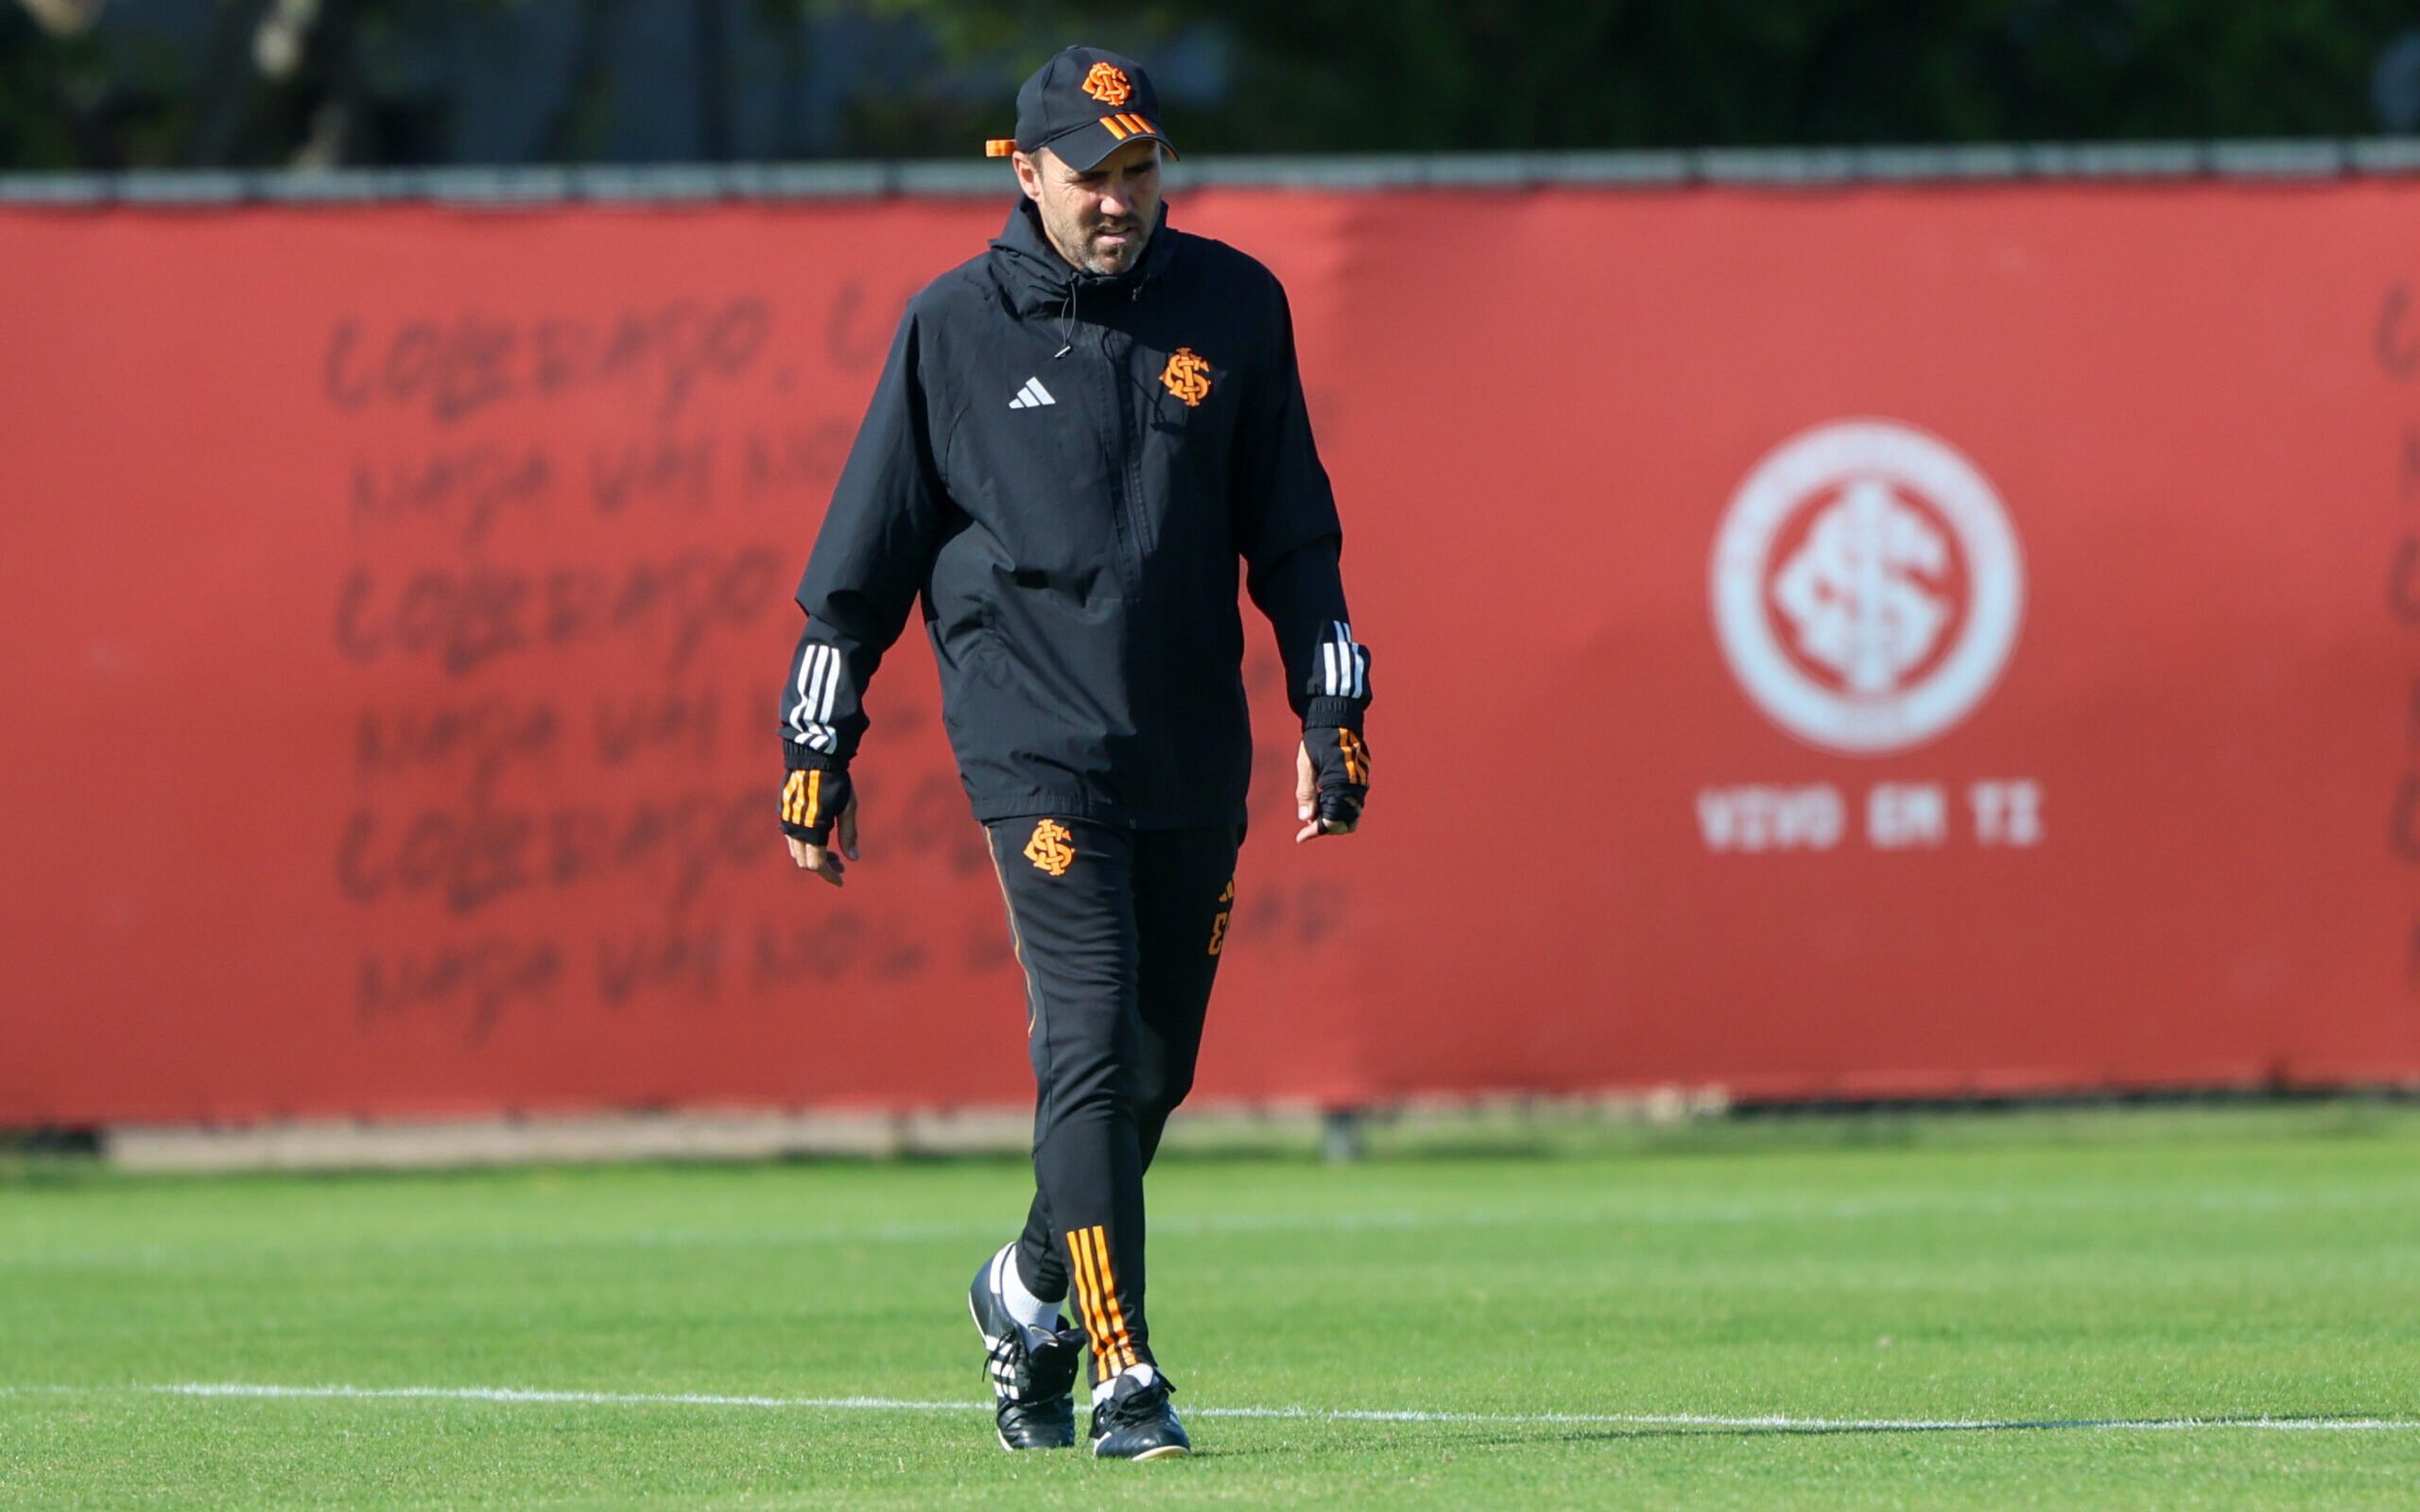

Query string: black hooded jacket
[778,198,1371,829]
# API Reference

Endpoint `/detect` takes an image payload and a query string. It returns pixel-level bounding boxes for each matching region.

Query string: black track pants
[985,816,1241,1386]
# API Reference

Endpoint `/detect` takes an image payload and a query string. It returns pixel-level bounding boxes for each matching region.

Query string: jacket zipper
[1099,319,1150,596]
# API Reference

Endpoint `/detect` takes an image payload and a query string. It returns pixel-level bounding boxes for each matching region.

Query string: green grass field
[5,1107,2419,1509]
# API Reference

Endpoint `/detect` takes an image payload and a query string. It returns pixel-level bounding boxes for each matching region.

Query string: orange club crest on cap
[1080,61,1132,105]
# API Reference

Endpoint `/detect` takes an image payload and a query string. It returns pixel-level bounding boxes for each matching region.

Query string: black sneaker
[1088,1369,1190,1461]
[967,1246,1083,1451]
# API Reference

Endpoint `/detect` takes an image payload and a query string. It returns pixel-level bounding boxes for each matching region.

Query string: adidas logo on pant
[1009,377,1057,409]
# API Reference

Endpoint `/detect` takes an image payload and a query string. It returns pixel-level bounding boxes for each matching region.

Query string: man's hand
[785,797,859,886]
[1295,729,1371,844]
[781,763,859,886]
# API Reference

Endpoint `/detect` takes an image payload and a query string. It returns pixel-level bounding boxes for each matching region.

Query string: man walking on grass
[776,44,1373,1460]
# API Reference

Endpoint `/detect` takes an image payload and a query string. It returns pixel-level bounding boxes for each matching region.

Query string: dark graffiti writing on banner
[320,290,931,1047]
[332,549,789,678]
[323,300,772,427]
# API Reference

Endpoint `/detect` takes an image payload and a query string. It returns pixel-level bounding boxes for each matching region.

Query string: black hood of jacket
[986,198,1177,317]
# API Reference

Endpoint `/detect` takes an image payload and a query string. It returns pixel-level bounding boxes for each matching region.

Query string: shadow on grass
[1522,1415,2393,1443]
[1192,1411,2409,1457]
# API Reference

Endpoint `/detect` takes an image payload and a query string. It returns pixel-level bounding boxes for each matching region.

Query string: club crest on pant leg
[1024,819,1077,877]
[1208,876,1235,955]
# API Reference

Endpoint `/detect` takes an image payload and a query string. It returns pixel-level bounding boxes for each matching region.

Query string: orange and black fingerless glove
[1302,726,1371,830]
[779,754,854,846]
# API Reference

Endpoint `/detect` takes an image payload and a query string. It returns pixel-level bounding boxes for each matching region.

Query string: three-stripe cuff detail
[1319,620,1370,699]
[786,643,842,753]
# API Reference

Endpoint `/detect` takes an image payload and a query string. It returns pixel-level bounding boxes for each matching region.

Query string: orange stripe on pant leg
[1089,1229,1128,1378]
[1066,1228,1113,1387]
[1082,1226,1134,1374]
[1084,1227,1136,1376]
[1089,1224,1139,1370]
[1090,1224,1135,1370]
[1064,1229,1102,1383]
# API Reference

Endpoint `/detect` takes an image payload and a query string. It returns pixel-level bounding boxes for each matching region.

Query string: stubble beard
[1048,206,1147,277]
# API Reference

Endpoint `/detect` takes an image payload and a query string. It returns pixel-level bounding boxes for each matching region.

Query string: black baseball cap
[984,45,1179,170]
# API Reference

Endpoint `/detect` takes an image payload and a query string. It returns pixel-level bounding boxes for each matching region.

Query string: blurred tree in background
[2,0,2414,171]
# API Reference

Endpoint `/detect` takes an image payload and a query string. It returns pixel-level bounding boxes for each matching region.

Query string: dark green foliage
[0,3,2412,171]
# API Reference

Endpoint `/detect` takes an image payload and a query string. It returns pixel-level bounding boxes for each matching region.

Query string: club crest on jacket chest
[1160,347,1213,408]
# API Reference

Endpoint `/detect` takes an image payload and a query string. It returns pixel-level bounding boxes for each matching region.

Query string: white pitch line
[6,1383,2416,1435]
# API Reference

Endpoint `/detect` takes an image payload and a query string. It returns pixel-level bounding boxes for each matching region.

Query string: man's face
[1015,139,1163,277]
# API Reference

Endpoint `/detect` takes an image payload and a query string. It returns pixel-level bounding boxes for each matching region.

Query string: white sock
[996,1244,1062,1335]
[1091,1362,1157,1406]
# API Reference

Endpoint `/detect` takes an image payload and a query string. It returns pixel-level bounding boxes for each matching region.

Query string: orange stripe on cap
[1066,1228,1114,1385]
[1089,1224,1139,1370]
[1099,115,1130,141]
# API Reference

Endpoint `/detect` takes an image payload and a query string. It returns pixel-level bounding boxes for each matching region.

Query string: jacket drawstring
[1053,284,1076,359]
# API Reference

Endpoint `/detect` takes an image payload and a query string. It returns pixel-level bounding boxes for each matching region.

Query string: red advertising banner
[2,180,2415,1123]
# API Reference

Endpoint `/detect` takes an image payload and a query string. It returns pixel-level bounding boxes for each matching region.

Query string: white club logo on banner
[1710,419,2024,754]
